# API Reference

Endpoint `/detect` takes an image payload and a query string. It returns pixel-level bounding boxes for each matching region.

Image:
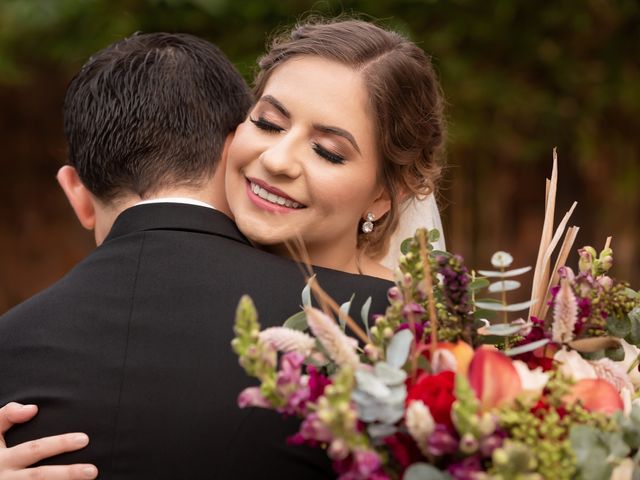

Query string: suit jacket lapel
[104,203,250,246]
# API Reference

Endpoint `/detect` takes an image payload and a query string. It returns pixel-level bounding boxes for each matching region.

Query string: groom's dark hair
[63,32,252,201]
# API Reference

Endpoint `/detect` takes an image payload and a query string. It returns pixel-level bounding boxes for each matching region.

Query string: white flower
[259,327,316,357]
[431,349,457,374]
[512,360,549,395]
[619,339,640,389]
[554,348,597,381]
[552,279,578,344]
[305,307,359,369]
[592,358,634,393]
[405,400,434,457]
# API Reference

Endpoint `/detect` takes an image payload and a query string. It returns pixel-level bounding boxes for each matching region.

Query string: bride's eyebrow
[313,124,361,154]
[259,95,290,118]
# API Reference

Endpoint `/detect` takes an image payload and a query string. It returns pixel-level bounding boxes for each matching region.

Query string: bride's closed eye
[249,116,283,133]
[312,142,345,165]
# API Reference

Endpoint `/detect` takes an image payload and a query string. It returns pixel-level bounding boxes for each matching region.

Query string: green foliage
[231,295,282,405]
[451,374,480,436]
[2,0,639,216]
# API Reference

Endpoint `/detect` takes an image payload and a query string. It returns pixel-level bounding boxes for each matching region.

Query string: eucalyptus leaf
[355,369,391,398]
[605,345,625,361]
[625,288,639,299]
[374,361,407,386]
[404,463,452,480]
[504,338,551,356]
[339,294,354,332]
[490,251,513,268]
[376,402,406,424]
[627,307,640,345]
[477,266,532,278]
[607,315,632,338]
[488,280,521,293]
[400,237,412,255]
[570,426,612,480]
[367,422,397,439]
[468,277,490,292]
[361,296,372,340]
[386,329,414,368]
[282,310,307,331]
[478,322,529,336]
[428,228,441,243]
[301,279,313,307]
[430,249,452,258]
[474,299,536,312]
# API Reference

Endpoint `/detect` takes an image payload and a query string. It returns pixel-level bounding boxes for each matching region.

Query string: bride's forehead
[261,57,375,127]
[264,57,367,103]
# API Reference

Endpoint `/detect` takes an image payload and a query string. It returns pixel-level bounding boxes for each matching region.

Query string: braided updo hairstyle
[253,18,446,259]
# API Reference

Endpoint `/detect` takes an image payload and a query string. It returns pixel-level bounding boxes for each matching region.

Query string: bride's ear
[57,165,96,230]
[365,186,392,221]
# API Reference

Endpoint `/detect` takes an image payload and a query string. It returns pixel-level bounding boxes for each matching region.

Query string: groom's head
[57,33,251,242]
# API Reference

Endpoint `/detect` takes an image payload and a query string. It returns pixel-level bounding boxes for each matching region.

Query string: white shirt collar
[134,197,216,210]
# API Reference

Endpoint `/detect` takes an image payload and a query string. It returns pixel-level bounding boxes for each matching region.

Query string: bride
[224,19,445,279]
[0,18,446,478]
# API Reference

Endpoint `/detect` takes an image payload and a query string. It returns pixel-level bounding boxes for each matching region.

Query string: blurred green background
[1,0,638,311]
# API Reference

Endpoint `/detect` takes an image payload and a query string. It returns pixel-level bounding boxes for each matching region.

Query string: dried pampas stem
[307,277,369,345]
[539,225,580,321]
[284,234,369,344]
[529,150,558,320]
[417,230,438,352]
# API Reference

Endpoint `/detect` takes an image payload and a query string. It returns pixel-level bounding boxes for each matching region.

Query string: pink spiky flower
[305,307,360,369]
[552,279,578,344]
[259,327,316,357]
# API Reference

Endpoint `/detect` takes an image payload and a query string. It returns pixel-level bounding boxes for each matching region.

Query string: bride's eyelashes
[312,142,345,165]
[249,116,283,133]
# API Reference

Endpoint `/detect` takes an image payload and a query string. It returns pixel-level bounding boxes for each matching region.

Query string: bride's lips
[245,177,306,213]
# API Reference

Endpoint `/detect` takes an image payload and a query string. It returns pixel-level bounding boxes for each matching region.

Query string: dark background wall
[1,0,638,312]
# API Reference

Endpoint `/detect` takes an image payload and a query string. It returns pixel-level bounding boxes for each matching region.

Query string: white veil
[381,194,446,271]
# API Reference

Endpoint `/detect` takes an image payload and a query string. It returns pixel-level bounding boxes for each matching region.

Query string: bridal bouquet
[232,158,640,480]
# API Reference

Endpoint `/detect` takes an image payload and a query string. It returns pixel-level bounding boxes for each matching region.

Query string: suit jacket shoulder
[0,203,393,479]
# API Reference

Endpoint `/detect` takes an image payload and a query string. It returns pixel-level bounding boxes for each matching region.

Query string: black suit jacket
[0,203,392,479]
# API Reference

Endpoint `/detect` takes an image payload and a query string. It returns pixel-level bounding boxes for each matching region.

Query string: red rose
[406,371,456,428]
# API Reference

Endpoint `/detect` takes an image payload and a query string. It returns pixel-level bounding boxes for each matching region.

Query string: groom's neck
[93,183,231,246]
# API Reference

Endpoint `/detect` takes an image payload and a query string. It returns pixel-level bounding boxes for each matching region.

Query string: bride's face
[225,56,388,264]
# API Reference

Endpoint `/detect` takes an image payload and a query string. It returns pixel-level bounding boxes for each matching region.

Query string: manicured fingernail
[82,465,98,478]
[21,404,36,410]
[74,433,89,446]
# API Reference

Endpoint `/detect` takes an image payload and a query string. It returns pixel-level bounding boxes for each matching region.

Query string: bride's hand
[0,403,98,479]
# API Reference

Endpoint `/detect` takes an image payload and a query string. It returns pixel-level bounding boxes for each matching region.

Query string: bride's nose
[259,134,303,178]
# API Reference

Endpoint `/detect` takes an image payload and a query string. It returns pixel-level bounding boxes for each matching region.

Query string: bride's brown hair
[253,18,446,259]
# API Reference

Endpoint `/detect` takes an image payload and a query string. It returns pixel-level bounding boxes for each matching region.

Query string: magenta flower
[334,449,389,480]
[427,424,458,456]
[237,387,270,408]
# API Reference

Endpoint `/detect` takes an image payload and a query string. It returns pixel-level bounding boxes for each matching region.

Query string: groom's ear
[57,165,96,230]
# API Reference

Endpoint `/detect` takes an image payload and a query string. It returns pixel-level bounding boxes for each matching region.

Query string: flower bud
[364,344,380,362]
[327,438,349,460]
[578,247,596,273]
[477,413,497,436]
[459,433,479,454]
[480,434,504,457]
[383,327,394,339]
[387,286,402,302]
[600,254,613,272]
[597,275,613,290]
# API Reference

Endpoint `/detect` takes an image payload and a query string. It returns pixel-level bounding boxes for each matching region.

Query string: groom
[0,33,391,478]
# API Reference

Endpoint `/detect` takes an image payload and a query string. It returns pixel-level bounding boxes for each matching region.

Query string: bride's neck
[266,242,393,280]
